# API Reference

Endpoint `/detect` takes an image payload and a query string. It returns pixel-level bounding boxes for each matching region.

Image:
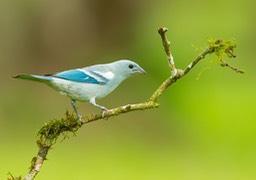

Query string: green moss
[208,38,237,60]
[7,173,22,180]
[29,157,37,171]
[37,111,81,144]
[207,38,244,73]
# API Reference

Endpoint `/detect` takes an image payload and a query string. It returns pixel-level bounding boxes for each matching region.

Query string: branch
[220,60,245,74]
[158,27,177,76]
[9,27,242,180]
[208,39,244,74]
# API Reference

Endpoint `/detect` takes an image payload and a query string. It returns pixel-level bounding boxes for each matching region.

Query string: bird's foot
[74,113,83,123]
[101,107,108,119]
[77,114,83,121]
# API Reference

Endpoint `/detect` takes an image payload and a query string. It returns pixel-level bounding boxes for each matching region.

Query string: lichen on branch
[208,38,244,74]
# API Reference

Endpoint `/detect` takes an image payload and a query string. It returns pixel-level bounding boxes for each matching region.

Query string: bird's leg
[89,97,108,118]
[71,99,82,120]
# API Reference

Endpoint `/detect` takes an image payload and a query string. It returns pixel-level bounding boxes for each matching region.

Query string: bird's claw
[101,108,108,119]
[74,114,82,126]
[77,114,83,121]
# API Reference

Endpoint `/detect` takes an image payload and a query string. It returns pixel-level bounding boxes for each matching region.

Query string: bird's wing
[52,69,109,84]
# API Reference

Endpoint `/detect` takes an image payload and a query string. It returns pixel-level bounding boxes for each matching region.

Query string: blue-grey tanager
[13,60,146,119]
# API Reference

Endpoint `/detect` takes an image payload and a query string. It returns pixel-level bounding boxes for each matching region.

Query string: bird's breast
[49,78,119,102]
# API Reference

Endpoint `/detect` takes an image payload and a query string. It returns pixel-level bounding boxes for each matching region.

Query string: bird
[13,59,146,120]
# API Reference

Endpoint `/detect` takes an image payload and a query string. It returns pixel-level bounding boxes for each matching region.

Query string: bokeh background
[0,0,255,179]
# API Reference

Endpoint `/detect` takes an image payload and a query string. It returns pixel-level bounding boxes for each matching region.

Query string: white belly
[49,78,115,102]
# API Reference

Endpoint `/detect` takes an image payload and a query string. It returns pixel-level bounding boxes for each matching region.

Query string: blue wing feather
[53,69,107,84]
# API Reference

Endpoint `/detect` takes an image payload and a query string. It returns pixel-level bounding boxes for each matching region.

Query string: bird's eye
[128,64,134,69]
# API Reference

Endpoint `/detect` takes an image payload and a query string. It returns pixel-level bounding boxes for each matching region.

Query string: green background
[0,0,255,179]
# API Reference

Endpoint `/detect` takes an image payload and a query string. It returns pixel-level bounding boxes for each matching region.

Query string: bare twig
[220,60,245,74]
[158,27,177,76]
[9,27,242,180]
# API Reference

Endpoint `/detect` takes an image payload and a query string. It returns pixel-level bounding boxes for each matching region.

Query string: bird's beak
[138,67,146,74]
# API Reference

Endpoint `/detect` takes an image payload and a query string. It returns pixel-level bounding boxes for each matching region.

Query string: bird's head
[111,60,146,78]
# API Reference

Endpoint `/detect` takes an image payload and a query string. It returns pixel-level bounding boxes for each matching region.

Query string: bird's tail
[13,74,52,84]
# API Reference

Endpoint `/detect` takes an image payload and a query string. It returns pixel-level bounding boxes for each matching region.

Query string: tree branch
[158,27,177,76]
[9,27,242,180]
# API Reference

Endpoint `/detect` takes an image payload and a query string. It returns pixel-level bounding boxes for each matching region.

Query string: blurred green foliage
[1,0,255,179]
